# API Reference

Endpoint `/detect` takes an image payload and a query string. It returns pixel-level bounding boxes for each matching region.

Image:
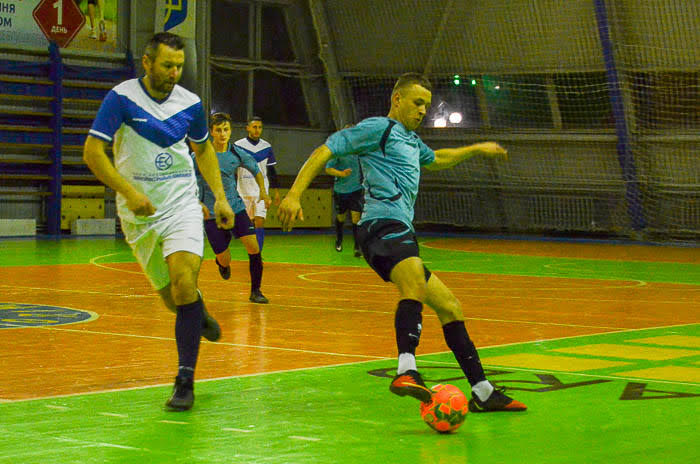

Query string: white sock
[397,353,417,374]
[471,380,494,402]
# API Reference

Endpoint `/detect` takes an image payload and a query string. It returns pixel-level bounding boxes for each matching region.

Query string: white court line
[52,436,143,450]
[159,420,189,425]
[36,325,387,360]
[98,412,128,418]
[297,269,654,291]
[46,405,69,410]
[223,427,254,433]
[89,252,142,275]
[0,444,102,461]
[38,313,635,348]
[2,278,695,307]
[96,442,142,450]
[418,238,699,266]
[289,436,321,442]
[5,323,697,404]
[0,283,654,331]
[0,428,150,462]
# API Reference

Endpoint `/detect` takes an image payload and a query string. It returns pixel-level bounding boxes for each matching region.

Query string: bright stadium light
[453,74,461,86]
[434,117,447,128]
[449,112,463,124]
[471,79,477,86]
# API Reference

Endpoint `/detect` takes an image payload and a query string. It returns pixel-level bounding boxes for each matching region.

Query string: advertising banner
[0,0,119,52]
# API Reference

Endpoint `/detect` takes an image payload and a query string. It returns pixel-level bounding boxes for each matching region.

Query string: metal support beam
[423,0,456,75]
[308,0,352,128]
[47,42,63,236]
[593,0,646,231]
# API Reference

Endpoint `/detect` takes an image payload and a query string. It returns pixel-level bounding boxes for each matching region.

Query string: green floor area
[1,325,698,464]
[1,234,699,284]
[1,236,698,463]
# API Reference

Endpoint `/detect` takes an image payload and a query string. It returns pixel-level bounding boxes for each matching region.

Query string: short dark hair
[392,72,432,96]
[247,116,263,125]
[144,32,185,59]
[209,112,231,128]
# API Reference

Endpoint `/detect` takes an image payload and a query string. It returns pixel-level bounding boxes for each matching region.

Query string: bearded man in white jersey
[83,32,234,411]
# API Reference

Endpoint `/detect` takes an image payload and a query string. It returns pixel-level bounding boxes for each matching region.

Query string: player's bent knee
[432,298,463,325]
[397,279,427,301]
[242,236,259,254]
[169,273,198,304]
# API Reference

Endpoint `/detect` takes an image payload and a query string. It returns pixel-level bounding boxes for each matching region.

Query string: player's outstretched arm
[192,139,234,229]
[83,135,155,216]
[426,142,507,171]
[278,144,333,231]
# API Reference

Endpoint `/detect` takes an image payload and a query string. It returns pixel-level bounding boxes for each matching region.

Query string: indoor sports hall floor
[1,233,698,463]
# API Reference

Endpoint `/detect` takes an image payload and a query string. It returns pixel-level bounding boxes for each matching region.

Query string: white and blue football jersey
[89,78,209,224]
[234,137,276,197]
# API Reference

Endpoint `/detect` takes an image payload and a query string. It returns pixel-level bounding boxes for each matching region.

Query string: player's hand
[477,142,508,160]
[200,202,211,220]
[126,191,156,217]
[260,192,272,209]
[339,168,352,177]
[277,194,304,232]
[214,199,235,230]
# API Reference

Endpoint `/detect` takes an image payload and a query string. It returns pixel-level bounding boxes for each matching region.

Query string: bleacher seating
[0,43,134,234]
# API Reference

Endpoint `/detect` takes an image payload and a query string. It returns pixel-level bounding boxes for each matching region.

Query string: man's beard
[152,76,175,94]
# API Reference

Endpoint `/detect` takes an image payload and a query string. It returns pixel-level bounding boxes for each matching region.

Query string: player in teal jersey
[278,73,527,413]
[195,112,272,304]
[325,154,364,256]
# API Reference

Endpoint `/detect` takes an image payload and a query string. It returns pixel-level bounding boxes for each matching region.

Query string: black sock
[176,297,204,380]
[335,219,343,243]
[395,299,423,355]
[249,252,263,292]
[442,320,486,386]
[352,224,359,249]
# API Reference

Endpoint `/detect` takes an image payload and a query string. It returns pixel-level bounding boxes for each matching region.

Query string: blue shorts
[203,210,255,254]
[356,219,430,282]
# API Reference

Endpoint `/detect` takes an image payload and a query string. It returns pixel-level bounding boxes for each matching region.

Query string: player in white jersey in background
[83,32,234,411]
[235,117,280,251]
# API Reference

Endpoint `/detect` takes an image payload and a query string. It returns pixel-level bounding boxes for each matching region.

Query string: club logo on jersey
[155,152,173,170]
[0,303,97,329]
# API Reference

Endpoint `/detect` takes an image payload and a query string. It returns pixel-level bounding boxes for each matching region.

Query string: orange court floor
[1,234,697,401]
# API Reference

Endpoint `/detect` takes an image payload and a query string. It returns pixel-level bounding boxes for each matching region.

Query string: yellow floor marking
[552,344,699,360]
[481,353,630,372]
[625,335,700,349]
[614,366,700,383]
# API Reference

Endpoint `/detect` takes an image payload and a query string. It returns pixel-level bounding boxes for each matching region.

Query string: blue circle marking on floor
[0,303,97,328]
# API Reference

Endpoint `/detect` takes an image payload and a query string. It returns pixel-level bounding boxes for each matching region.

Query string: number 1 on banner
[53,0,63,25]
